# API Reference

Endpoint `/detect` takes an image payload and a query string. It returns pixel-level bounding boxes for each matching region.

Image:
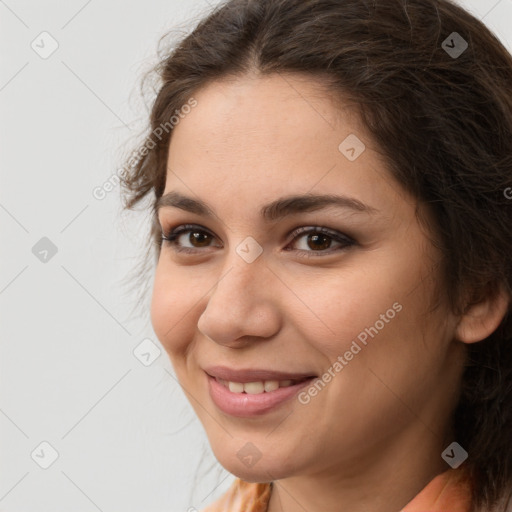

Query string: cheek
[150,264,199,358]
[289,268,403,356]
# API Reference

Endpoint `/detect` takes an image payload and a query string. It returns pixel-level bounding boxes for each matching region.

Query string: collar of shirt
[201,467,472,512]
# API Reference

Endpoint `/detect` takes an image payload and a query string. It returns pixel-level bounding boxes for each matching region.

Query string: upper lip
[204,365,316,383]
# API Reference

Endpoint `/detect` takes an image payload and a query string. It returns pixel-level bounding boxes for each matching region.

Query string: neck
[267,422,453,512]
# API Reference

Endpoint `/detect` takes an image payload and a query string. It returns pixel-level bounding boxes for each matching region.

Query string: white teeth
[219,378,302,394]
[264,380,279,392]
[228,381,244,393]
[244,382,265,394]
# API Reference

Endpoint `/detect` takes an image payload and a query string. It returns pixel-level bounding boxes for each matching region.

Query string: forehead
[164,73,410,219]
[169,72,358,156]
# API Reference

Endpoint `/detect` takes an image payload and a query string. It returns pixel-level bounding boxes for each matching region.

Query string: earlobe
[454,282,510,344]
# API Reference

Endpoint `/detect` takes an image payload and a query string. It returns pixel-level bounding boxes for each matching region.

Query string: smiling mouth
[213,376,313,394]
[206,371,317,417]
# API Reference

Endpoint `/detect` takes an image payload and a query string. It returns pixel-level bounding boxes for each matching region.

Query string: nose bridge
[211,242,267,311]
[197,242,280,345]
[212,232,268,294]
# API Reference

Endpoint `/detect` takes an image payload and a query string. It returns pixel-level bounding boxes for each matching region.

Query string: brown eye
[187,230,212,247]
[161,224,355,258]
[304,233,332,251]
[287,226,354,257]
[161,224,220,253]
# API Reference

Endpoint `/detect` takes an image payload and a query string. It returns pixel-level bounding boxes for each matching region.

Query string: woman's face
[151,73,465,482]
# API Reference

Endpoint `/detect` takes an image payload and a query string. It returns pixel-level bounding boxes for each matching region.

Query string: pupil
[308,234,330,250]
[191,232,210,247]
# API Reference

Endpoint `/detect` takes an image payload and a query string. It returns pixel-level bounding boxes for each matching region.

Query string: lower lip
[206,374,314,418]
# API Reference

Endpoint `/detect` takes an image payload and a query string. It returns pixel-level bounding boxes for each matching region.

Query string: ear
[454,281,510,344]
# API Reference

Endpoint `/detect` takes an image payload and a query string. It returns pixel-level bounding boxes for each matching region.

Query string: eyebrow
[155,191,379,222]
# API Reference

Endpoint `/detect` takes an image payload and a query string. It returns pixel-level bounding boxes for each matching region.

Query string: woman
[121,0,512,510]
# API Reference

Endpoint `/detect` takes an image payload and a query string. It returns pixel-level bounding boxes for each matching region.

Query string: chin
[222,462,280,483]
[213,447,298,483]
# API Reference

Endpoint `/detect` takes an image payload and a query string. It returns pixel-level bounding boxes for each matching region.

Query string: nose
[197,251,281,348]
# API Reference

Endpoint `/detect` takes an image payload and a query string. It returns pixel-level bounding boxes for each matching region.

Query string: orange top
[200,468,472,512]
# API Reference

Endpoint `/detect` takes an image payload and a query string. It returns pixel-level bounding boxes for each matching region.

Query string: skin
[150,72,509,512]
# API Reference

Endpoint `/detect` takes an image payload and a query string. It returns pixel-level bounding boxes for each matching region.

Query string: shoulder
[200,478,272,512]
[402,468,473,512]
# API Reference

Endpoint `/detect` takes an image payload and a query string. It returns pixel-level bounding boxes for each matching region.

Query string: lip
[204,367,316,418]
[204,365,316,383]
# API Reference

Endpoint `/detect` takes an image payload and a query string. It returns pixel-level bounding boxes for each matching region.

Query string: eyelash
[160,223,355,258]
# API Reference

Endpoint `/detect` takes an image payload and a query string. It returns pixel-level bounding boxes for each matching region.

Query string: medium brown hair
[120,0,512,509]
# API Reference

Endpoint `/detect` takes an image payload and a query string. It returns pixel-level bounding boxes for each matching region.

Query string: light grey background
[1,1,511,511]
